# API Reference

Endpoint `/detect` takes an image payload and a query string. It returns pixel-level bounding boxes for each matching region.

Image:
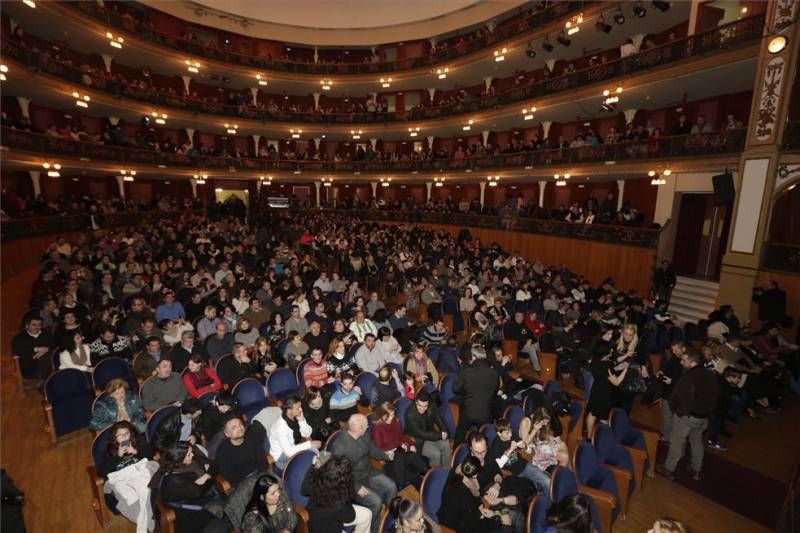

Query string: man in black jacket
[657,350,719,481]
[453,344,499,444]
[653,260,677,306]
[404,391,451,467]
[214,416,267,489]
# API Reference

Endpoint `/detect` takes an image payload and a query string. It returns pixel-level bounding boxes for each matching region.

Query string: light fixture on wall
[351,130,362,140]
[259,175,273,185]
[290,129,302,139]
[613,7,626,25]
[565,13,583,35]
[0,64,7,81]
[493,47,507,62]
[408,127,420,137]
[649,168,671,185]
[42,162,61,177]
[151,111,167,124]
[72,91,90,108]
[522,107,536,120]
[436,67,449,79]
[23,0,36,7]
[554,172,570,186]
[633,1,647,18]
[256,74,268,86]
[768,35,788,54]
[225,123,238,135]
[595,14,612,33]
[119,169,136,182]
[320,79,332,90]
[487,175,500,187]
[380,177,392,187]
[434,177,445,187]
[462,119,474,131]
[106,32,124,49]
[185,60,200,73]
[322,177,333,187]
[380,77,392,88]
[193,173,208,184]
[601,86,623,112]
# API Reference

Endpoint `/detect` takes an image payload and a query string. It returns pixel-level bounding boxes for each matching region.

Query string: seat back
[609,408,646,451]
[378,508,396,532]
[573,442,599,485]
[420,467,450,522]
[395,397,412,431]
[435,347,460,374]
[45,368,94,437]
[213,354,236,385]
[355,372,377,406]
[233,378,268,420]
[91,425,114,470]
[266,368,299,400]
[92,357,134,391]
[295,357,312,386]
[275,338,291,359]
[438,373,458,404]
[480,423,497,447]
[438,403,457,436]
[527,495,553,533]
[451,443,469,468]
[550,466,578,503]
[503,404,524,439]
[146,405,180,442]
[582,368,594,401]
[281,449,317,508]
[324,429,342,451]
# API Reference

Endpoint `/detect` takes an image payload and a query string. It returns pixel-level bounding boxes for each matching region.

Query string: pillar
[631,34,645,51]
[426,182,432,202]
[185,128,195,148]
[315,181,321,207]
[108,116,120,126]
[313,92,321,110]
[101,54,113,72]
[623,109,638,125]
[181,76,192,94]
[15,97,30,119]
[371,182,378,199]
[426,136,435,151]
[252,134,262,154]
[29,171,41,197]
[616,180,625,210]
[484,77,492,91]
[313,137,321,156]
[486,19,496,32]
[428,37,437,49]
[541,121,552,140]
[687,0,700,35]
[116,175,126,199]
[190,180,198,199]
[538,180,547,208]
[480,182,486,208]
[481,130,490,146]
[427,88,436,102]
[313,46,319,63]
[249,87,258,105]
[545,59,556,73]
[369,138,378,150]
[717,0,800,320]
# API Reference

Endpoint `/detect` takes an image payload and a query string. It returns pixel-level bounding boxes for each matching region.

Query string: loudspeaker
[712,172,735,203]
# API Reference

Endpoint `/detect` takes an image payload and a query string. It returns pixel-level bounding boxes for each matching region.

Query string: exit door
[672,193,732,280]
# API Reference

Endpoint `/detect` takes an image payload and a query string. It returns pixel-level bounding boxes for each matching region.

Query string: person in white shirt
[376,327,403,364]
[268,397,322,470]
[354,334,389,375]
[59,331,94,372]
[349,310,377,342]
[313,273,333,294]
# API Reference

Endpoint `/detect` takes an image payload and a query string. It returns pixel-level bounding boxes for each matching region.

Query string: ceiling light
[193,173,207,184]
[409,127,420,137]
[380,77,392,88]
[648,170,656,177]
[493,47,507,62]
[740,6,748,14]
[225,124,238,134]
[542,38,554,52]
[556,179,567,186]
[614,8,625,24]
[0,64,7,81]
[487,175,500,187]
[185,60,200,73]
[522,107,536,120]
[436,67,449,79]
[663,168,672,176]
[150,111,167,124]
[320,79,332,90]
[380,178,392,187]
[768,35,787,54]
[72,91,90,108]
[351,130,362,140]
[652,1,670,13]
[293,170,301,174]
[556,31,571,47]
[463,120,474,131]
[23,0,35,7]
[43,162,61,177]
[106,32,124,49]
[633,1,647,17]
[526,44,536,59]
[290,129,302,139]
[256,74,268,86]
[434,177,445,187]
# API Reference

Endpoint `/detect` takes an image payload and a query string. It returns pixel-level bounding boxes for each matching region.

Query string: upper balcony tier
[0,14,764,133]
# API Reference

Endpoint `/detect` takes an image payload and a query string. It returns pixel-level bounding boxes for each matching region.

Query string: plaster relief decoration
[755,57,785,142]
[774,165,800,195]
[772,0,797,31]
[190,2,254,29]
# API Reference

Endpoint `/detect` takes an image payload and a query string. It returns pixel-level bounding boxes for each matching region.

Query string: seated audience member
[304,347,334,389]
[133,337,162,380]
[490,418,549,494]
[303,386,337,442]
[221,342,261,388]
[168,330,203,372]
[304,320,330,354]
[329,373,362,423]
[648,518,689,533]
[242,298,270,331]
[90,378,147,433]
[141,359,187,412]
[404,391,451,468]
[89,325,132,364]
[354,333,388,374]
[284,330,310,370]
[182,353,223,398]
[268,396,321,470]
[377,326,403,364]
[388,497,442,533]
[215,416,268,488]
[196,305,221,341]
[302,454,372,533]
[403,343,439,388]
[285,305,310,338]
[327,338,358,378]
[155,291,186,323]
[518,407,569,494]
[330,414,397,532]
[545,493,593,533]
[161,318,194,347]
[97,420,154,478]
[421,318,448,346]
[370,365,403,408]
[235,318,260,348]
[196,392,240,444]
[238,473,298,533]
[371,402,426,487]
[438,456,513,533]
[254,336,282,374]
[205,322,235,363]
[11,316,55,381]
[349,309,378,342]
[59,331,94,372]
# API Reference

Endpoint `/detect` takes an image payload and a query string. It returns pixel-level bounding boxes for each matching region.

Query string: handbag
[620,362,647,393]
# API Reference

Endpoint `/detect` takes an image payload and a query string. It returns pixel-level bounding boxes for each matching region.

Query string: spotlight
[652,1,670,12]
[556,31,571,47]
[633,1,647,18]
[526,45,536,59]
[768,35,787,54]
[613,8,625,25]
[542,38,554,52]
[596,16,612,33]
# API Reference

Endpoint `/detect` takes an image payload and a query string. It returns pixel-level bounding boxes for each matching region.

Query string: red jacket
[182,367,222,397]
[371,419,414,450]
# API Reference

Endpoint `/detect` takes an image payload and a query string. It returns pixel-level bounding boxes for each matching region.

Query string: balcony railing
[67,0,590,75]
[0,14,764,126]
[289,208,662,248]
[0,209,203,240]
[762,242,800,274]
[1,127,745,174]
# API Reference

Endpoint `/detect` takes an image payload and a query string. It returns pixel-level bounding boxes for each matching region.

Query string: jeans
[521,343,541,371]
[354,473,397,532]
[421,440,452,468]
[664,415,708,473]
[518,463,551,494]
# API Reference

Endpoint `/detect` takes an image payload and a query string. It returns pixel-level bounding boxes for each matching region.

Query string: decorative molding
[774,164,800,194]
[772,0,798,31]
[755,57,786,142]
[189,2,255,30]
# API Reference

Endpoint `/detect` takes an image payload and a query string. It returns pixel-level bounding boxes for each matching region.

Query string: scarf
[283,413,302,444]
[69,345,91,366]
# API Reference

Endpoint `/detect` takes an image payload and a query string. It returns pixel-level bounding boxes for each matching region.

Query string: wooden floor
[0,267,790,533]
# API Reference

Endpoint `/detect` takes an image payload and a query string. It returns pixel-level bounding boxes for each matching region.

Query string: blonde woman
[616,323,639,360]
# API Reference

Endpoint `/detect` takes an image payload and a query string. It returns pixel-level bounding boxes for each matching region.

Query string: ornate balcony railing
[0,14,764,126]
[67,0,591,75]
[762,242,800,274]
[289,208,662,248]
[1,127,745,174]
[0,209,203,240]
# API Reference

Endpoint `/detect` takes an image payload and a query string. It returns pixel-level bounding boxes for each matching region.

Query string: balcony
[762,242,800,274]
[1,126,745,175]
[66,0,590,75]
[0,15,764,127]
[285,208,662,248]
[783,121,800,152]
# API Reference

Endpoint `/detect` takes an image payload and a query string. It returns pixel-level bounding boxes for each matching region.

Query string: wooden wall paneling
[752,271,800,342]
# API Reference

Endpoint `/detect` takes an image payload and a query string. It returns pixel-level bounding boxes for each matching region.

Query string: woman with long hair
[240,473,297,533]
[97,420,153,478]
[264,312,285,348]
[326,338,358,379]
[306,455,371,533]
[403,343,438,388]
[518,407,569,495]
[253,336,281,373]
[648,518,689,533]
[388,497,441,533]
[546,493,592,533]
[371,402,426,487]
[58,331,93,372]
[182,353,223,398]
[438,456,512,532]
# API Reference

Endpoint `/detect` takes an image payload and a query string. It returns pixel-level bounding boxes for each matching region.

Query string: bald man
[331,414,397,531]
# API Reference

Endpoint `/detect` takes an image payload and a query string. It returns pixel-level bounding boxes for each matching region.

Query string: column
[315,181,321,207]
[369,138,378,150]
[623,109,638,125]
[480,182,486,208]
[313,92,321,110]
[252,134,261,154]
[108,116,120,126]
[426,182,432,202]
[717,0,800,319]
[190,180,198,199]
[631,34,645,51]
[541,121,552,140]
[185,128,195,148]
[483,77,492,91]
[181,76,192,94]
[427,88,436,102]
[313,46,319,63]
[101,54,113,72]
[538,180,547,208]
[15,97,31,119]
[116,175,126,199]
[29,171,41,197]
[616,180,625,210]
[687,0,701,35]
[545,59,556,73]
[426,136,435,151]
[481,130,490,146]
[371,182,378,199]
[249,87,258,105]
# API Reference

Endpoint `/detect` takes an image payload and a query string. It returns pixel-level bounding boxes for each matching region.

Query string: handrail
[1,126,746,174]
[0,15,765,126]
[66,0,591,75]
[284,208,662,249]
[0,209,203,240]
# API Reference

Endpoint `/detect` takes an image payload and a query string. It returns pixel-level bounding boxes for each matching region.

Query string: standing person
[656,341,688,442]
[653,260,677,306]
[656,350,719,481]
[453,344,499,444]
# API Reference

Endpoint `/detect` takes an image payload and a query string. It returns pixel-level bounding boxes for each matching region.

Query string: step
[669,296,715,314]
[675,276,720,291]
[673,281,719,295]
[669,290,718,307]
[668,302,712,323]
